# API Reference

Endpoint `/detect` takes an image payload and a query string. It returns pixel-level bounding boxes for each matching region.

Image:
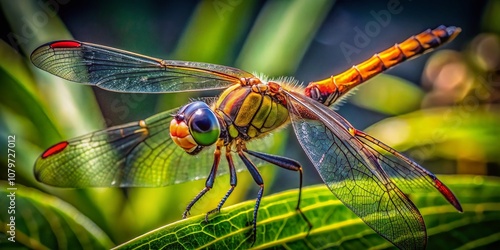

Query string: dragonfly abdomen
[215,84,289,140]
[305,25,461,106]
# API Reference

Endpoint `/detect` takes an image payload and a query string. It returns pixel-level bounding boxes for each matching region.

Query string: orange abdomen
[305,25,461,106]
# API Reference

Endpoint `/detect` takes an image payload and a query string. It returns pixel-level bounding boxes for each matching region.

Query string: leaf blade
[115,175,499,249]
[0,182,114,249]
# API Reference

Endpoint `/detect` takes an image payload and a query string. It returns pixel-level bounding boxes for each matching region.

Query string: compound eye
[189,108,220,146]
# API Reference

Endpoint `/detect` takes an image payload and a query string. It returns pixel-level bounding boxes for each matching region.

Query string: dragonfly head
[170,101,221,155]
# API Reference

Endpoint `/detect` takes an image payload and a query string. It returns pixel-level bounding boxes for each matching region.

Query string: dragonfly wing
[355,131,462,211]
[31,40,255,93]
[285,91,426,249]
[34,107,241,187]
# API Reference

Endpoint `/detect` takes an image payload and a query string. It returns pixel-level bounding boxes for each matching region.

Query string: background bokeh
[1,0,499,247]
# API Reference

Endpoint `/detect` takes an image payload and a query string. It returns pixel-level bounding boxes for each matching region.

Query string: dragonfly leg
[244,149,313,233]
[205,148,238,222]
[182,144,222,219]
[237,150,264,246]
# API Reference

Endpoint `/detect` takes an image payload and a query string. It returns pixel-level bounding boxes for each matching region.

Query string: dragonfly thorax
[31,26,464,249]
[170,101,221,155]
[213,82,290,141]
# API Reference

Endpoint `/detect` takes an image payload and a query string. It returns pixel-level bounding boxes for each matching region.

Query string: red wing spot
[435,179,463,212]
[50,41,82,48]
[42,141,69,159]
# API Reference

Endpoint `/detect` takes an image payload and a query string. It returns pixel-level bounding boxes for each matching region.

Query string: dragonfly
[32,25,463,249]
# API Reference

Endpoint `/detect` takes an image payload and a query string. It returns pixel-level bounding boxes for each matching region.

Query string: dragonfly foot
[242,220,257,247]
[182,210,190,219]
[205,208,220,222]
[250,223,257,247]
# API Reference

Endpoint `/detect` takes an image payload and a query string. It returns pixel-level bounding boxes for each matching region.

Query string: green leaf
[174,0,259,65]
[236,0,335,76]
[114,175,500,249]
[0,181,114,249]
[349,74,425,115]
[364,106,500,166]
[0,40,63,187]
[0,0,104,137]
[0,2,130,242]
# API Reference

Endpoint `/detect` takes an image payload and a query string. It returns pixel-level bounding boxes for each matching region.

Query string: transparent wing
[30,40,256,93]
[285,91,426,249]
[354,130,462,211]
[34,106,283,188]
[35,108,227,187]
